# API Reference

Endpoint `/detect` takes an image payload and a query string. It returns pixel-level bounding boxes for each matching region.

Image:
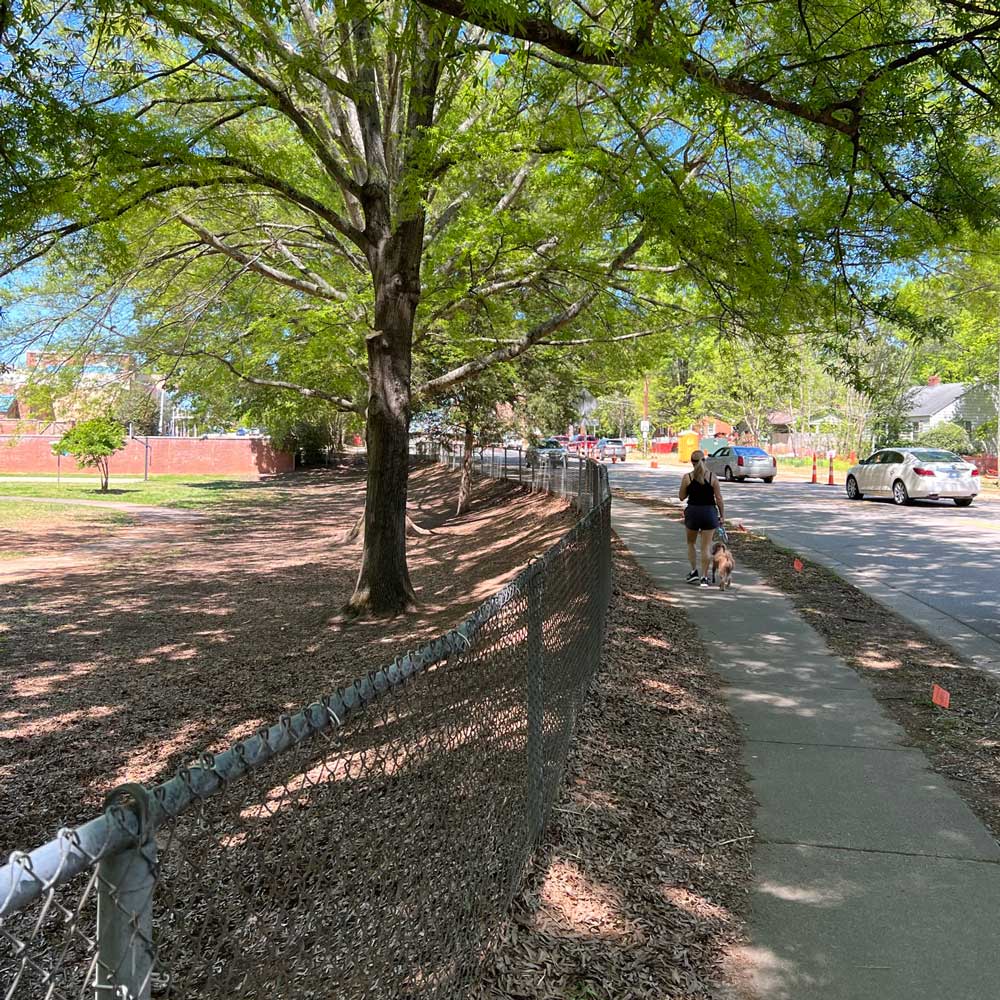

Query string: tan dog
[711,541,735,590]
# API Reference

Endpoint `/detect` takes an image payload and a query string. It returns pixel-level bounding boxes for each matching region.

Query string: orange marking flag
[793,558,804,573]
[931,684,951,709]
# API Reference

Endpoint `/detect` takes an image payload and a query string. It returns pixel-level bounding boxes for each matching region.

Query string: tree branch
[171,348,363,411]
[413,229,648,401]
[176,213,351,302]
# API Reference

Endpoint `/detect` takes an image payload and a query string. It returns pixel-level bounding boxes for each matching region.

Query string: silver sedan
[845,447,979,506]
[525,438,568,467]
[705,445,778,483]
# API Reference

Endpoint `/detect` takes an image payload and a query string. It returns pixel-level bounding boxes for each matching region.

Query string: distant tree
[53,418,126,492]
[592,394,637,438]
[918,421,973,455]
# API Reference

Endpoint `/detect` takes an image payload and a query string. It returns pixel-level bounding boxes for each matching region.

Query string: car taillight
[772,457,777,467]
[972,468,980,476]
[913,467,935,476]
[737,455,745,466]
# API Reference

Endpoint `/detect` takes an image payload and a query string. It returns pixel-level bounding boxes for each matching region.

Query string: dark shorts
[684,504,719,531]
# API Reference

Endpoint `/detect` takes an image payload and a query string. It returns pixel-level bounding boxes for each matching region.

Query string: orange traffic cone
[811,453,817,484]
[827,454,835,486]
[650,458,659,469]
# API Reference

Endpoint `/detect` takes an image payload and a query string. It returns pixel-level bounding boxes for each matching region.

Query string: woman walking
[679,449,725,586]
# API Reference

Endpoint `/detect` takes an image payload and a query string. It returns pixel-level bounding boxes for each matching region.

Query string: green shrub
[916,421,973,455]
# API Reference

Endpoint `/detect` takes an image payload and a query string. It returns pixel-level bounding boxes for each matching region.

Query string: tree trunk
[348,221,421,616]
[457,420,475,515]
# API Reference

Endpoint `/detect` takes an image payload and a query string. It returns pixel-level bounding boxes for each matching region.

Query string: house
[767,410,840,454]
[904,376,995,440]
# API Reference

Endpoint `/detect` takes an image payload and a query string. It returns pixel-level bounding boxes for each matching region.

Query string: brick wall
[0,436,294,477]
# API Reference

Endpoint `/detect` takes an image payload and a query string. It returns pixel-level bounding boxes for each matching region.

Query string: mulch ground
[613,487,1000,848]
[476,539,755,1000]
[0,465,575,852]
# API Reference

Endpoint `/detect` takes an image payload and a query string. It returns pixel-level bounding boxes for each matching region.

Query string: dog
[711,541,735,591]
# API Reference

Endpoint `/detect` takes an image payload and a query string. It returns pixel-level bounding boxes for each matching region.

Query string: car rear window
[539,439,561,447]
[734,447,769,457]
[606,439,624,445]
[908,449,963,463]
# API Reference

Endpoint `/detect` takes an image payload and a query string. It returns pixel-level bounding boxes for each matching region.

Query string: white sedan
[845,447,979,507]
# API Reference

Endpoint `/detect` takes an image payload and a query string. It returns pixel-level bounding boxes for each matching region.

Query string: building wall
[918,386,995,436]
[953,386,996,434]
[0,436,294,477]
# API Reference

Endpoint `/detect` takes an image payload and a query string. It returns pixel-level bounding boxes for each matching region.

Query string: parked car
[525,438,568,467]
[567,434,599,455]
[845,448,979,506]
[597,438,627,463]
[553,434,570,446]
[705,445,777,482]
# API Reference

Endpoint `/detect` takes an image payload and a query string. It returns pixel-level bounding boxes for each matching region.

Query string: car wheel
[955,498,974,507]
[892,479,911,506]
[724,466,734,482]
[846,475,863,500]
[763,476,774,483]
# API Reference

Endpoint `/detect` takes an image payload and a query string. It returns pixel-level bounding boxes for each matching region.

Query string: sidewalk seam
[744,738,915,752]
[758,838,1000,864]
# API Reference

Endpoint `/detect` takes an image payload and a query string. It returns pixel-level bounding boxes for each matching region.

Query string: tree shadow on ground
[0,465,573,852]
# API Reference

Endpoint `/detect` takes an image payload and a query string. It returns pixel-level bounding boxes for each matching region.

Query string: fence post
[525,564,546,845]
[96,787,156,1000]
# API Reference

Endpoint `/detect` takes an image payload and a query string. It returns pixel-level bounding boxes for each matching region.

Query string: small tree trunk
[457,421,475,515]
[99,458,109,492]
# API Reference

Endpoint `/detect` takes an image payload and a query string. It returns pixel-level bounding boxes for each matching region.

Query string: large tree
[5,0,1000,613]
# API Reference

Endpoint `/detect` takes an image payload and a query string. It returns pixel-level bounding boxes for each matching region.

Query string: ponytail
[691,450,709,484]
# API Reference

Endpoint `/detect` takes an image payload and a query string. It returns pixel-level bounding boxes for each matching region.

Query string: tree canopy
[5,0,1000,610]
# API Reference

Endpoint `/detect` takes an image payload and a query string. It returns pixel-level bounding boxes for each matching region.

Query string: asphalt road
[607,462,1000,655]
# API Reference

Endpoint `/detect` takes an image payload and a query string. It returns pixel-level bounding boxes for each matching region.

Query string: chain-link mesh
[413,441,610,511]
[1,459,611,1000]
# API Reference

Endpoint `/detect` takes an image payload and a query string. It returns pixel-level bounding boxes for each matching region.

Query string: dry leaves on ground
[0,465,575,852]
[475,538,755,1000]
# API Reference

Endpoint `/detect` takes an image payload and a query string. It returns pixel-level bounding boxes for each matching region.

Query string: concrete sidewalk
[612,499,1000,1000]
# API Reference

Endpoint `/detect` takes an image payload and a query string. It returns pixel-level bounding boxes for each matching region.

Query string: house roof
[905,383,967,418]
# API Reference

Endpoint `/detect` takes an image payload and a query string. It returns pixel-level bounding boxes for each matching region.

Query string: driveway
[609,462,1000,671]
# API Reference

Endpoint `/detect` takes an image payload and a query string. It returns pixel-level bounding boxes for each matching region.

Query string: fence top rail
[0,487,610,920]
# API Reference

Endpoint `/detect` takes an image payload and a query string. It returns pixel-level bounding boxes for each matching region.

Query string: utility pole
[641,376,651,454]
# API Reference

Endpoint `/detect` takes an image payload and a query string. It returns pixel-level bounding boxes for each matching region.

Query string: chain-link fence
[412,440,609,512]
[1,457,611,999]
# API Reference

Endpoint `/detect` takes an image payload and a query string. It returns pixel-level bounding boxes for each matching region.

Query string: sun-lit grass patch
[0,474,295,510]
[0,500,138,532]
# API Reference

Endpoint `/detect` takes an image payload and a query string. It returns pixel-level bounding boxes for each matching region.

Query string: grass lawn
[0,500,139,557]
[0,474,292,509]
[778,454,855,471]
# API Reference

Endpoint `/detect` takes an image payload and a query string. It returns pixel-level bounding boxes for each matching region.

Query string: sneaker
[685,570,699,583]
[699,577,710,587]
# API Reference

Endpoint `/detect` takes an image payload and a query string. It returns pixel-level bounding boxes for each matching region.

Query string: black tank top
[687,472,716,506]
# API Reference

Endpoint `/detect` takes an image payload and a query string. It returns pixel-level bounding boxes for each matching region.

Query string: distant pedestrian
[679,450,725,586]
